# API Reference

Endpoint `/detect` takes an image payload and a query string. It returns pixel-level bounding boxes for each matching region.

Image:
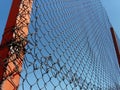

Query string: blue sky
[0,0,120,40]
[0,0,12,41]
[101,0,120,39]
[0,1,119,90]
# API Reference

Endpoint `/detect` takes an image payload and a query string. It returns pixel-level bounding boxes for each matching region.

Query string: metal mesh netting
[1,0,120,90]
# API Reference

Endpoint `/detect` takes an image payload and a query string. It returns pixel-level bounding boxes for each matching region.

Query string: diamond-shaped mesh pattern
[1,0,120,90]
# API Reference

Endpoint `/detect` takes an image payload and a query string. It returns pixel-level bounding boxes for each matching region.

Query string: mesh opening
[0,0,120,90]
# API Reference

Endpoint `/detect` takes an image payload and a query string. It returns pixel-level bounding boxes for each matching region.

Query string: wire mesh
[1,0,120,90]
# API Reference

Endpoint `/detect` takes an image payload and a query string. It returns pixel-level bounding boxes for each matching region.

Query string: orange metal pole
[0,0,33,90]
[110,27,120,66]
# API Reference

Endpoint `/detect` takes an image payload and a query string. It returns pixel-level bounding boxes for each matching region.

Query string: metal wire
[1,0,120,90]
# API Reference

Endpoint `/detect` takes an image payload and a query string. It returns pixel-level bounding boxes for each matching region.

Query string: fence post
[0,0,33,89]
[110,27,120,67]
